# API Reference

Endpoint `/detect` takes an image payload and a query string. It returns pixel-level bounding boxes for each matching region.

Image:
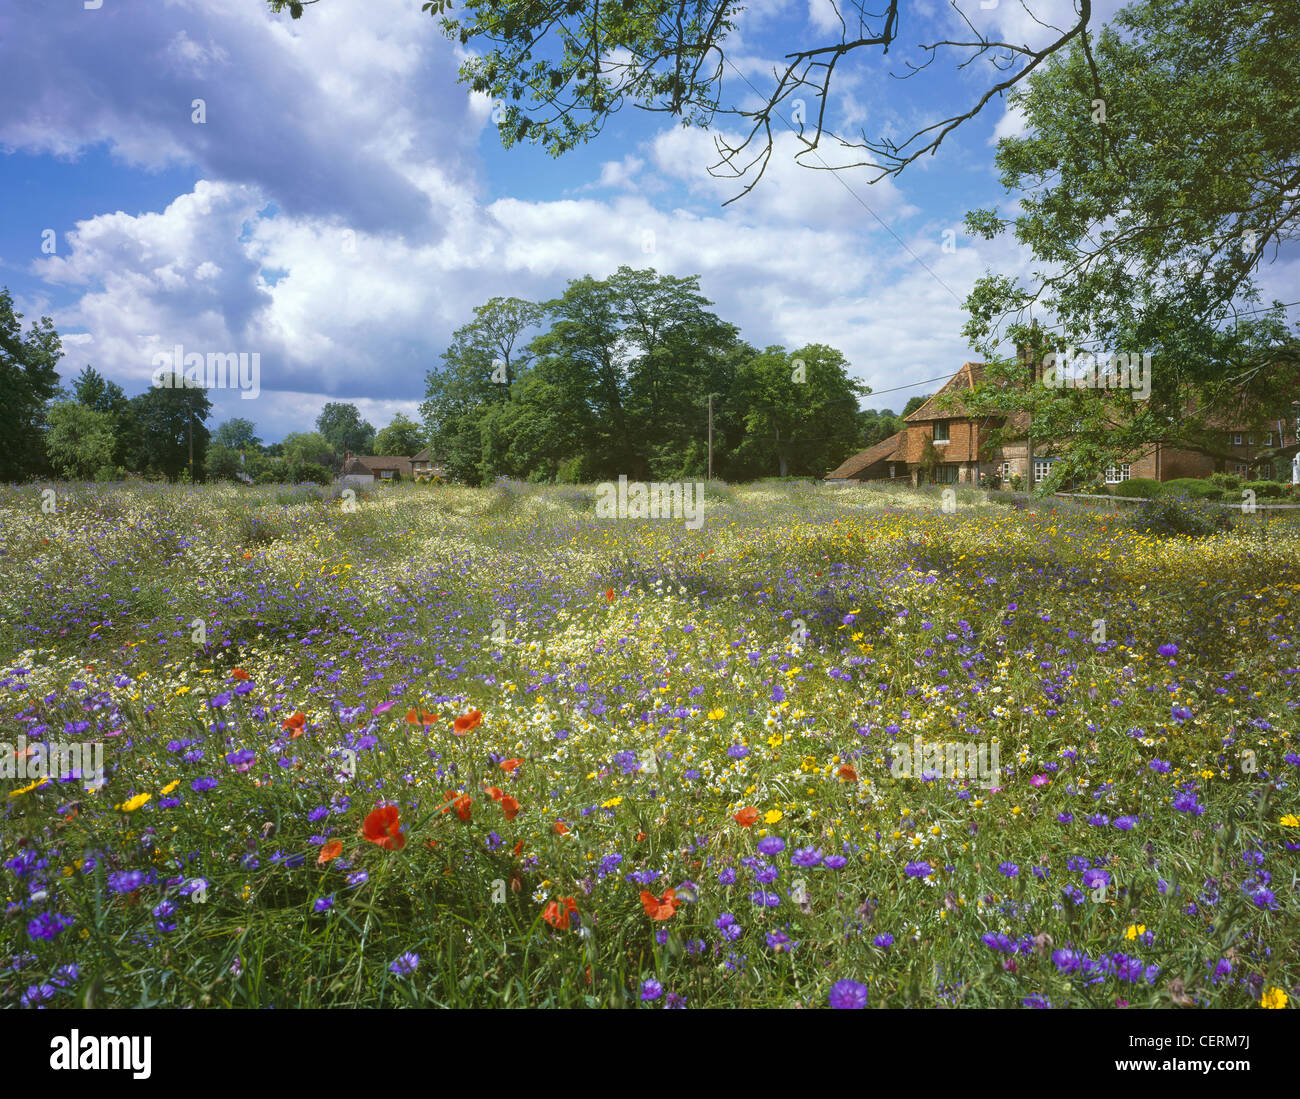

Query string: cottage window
[1033,459,1053,483]
[1235,462,1248,476]
[1232,433,1243,446]
[1104,463,1130,484]
[932,421,950,443]
[1001,461,1011,482]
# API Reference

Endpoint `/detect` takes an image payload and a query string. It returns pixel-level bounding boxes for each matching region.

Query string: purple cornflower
[791,847,822,868]
[828,979,868,1009]
[108,870,147,894]
[27,912,74,941]
[640,978,663,1001]
[997,862,1019,878]
[873,933,894,949]
[313,895,334,913]
[225,749,256,772]
[757,836,785,856]
[1081,869,1111,890]
[904,861,933,878]
[389,952,419,976]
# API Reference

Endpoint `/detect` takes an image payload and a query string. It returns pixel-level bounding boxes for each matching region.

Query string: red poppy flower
[512,840,524,857]
[605,589,615,602]
[636,831,647,842]
[232,668,251,681]
[317,840,342,865]
[640,888,681,921]
[500,758,523,773]
[453,709,482,735]
[733,807,759,827]
[484,785,503,801]
[553,820,570,835]
[361,806,405,851]
[281,711,306,737]
[406,708,439,726]
[837,764,858,783]
[542,896,578,930]
[499,794,520,821]
[440,791,473,822]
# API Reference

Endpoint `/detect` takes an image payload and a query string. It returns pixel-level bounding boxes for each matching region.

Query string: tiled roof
[903,363,986,422]
[824,430,907,479]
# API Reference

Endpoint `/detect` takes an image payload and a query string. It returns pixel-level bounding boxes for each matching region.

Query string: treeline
[2,272,909,484]
[420,267,868,484]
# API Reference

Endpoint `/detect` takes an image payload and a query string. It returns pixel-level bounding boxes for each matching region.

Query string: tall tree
[729,344,866,478]
[125,376,212,481]
[316,402,375,458]
[421,296,544,484]
[72,365,128,417]
[373,413,427,456]
[0,288,63,481]
[281,431,337,469]
[963,0,1300,478]
[214,417,263,451]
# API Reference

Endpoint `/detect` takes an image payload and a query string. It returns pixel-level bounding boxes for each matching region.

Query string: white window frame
[1001,461,1011,482]
[1234,462,1248,476]
[1232,433,1243,446]
[1104,463,1130,484]
[932,420,950,444]
[1033,459,1053,484]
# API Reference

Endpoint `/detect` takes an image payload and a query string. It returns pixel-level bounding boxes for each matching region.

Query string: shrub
[1210,472,1242,491]
[1119,477,1162,499]
[1242,479,1287,499]
[1162,478,1223,501]
[1131,494,1230,537]
[292,462,334,485]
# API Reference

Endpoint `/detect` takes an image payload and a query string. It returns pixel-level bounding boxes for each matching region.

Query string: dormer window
[932,420,950,444]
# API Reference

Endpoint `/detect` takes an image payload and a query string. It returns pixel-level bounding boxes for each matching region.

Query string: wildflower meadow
[2,479,1296,1011]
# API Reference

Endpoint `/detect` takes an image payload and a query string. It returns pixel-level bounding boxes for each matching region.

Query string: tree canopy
[960,0,1300,484]
[421,267,865,483]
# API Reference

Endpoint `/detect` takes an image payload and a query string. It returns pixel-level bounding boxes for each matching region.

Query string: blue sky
[2,0,1295,443]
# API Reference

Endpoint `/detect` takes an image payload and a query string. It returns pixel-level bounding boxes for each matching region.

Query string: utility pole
[707,394,713,483]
